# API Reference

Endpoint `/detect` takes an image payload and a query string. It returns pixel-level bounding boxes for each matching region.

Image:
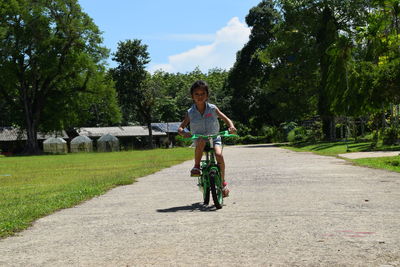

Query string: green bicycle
[190,131,238,209]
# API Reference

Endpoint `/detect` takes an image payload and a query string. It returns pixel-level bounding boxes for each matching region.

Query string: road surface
[1,145,399,266]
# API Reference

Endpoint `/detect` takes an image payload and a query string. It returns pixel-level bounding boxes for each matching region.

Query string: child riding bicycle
[178,80,237,197]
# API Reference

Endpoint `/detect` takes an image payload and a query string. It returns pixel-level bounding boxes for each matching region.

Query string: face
[191,87,208,104]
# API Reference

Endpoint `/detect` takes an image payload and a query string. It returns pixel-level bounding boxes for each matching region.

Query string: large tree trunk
[22,86,41,154]
[147,121,154,149]
[317,6,338,141]
[24,120,40,154]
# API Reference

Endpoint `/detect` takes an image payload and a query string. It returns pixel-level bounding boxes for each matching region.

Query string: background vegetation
[1,0,400,153]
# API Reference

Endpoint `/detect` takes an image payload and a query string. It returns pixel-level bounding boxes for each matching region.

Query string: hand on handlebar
[228,126,237,134]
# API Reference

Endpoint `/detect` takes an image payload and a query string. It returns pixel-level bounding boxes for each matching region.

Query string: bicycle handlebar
[188,131,239,140]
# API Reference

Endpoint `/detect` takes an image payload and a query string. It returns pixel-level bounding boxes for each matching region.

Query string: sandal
[190,167,201,177]
[222,182,230,198]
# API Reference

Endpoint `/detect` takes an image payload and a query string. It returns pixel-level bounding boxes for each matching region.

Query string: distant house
[0,127,68,155]
[0,123,185,154]
[151,122,183,133]
[75,125,167,149]
[151,122,188,147]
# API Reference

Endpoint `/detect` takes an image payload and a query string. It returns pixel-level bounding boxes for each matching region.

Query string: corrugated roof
[0,127,68,141]
[151,122,189,133]
[76,126,166,137]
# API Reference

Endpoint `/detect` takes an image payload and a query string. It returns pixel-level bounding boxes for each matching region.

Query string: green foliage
[240,135,271,144]
[40,70,121,130]
[288,127,308,143]
[111,39,151,125]
[146,68,229,124]
[174,135,193,147]
[2,0,400,152]
[287,124,323,144]
[226,0,281,126]
[353,156,400,173]
[0,0,114,153]
[382,125,400,145]
[280,121,298,135]
[284,140,372,156]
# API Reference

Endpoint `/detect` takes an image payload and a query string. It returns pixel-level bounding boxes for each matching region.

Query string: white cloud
[149,17,250,73]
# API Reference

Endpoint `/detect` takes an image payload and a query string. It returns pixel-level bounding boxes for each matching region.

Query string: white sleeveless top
[187,102,220,135]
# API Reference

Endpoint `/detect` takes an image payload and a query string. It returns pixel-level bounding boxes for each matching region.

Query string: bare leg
[194,139,206,167]
[214,145,225,182]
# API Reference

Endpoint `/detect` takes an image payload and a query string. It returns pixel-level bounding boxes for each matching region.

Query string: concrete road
[1,145,399,266]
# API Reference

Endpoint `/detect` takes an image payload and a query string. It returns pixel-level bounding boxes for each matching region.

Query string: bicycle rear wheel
[209,171,223,209]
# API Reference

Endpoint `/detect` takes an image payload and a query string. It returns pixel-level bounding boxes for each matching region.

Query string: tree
[111,39,155,148]
[258,0,371,138]
[0,0,110,154]
[226,0,281,128]
[40,69,122,130]
[257,0,321,126]
[149,67,230,124]
[316,5,340,140]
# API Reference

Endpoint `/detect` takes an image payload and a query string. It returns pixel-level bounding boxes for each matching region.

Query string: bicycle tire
[203,177,210,205]
[209,171,223,209]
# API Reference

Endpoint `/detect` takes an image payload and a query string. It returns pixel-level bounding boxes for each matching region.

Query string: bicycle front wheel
[209,171,223,209]
[201,176,210,205]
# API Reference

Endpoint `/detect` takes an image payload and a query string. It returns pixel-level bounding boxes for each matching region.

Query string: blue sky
[78,0,261,73]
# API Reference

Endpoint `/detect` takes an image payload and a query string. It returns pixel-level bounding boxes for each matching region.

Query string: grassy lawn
[0,148,193,239]
[282,140,400,173]
[351,156,400,173]
[283,140,400,156]
[283,141,373,156]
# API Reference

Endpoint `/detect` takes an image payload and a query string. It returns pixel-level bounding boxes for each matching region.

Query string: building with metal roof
[0,127,68,155]
[76,126,166,138]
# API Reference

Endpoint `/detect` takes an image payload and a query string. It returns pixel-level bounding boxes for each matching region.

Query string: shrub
[280,122,297,135]
[258,126,286,143]
[288,126,311,143]
[224,135,271,145]
[241,135,258,144]
[382,126,399,145]
[386,160,400,166]
[223,136,239,145]
[369,130,379,149]
[175,135,193,147]
[310,121,323,142]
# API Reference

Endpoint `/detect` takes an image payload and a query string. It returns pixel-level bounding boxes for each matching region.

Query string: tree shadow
[239,144,278,148]
[156,202,218,212]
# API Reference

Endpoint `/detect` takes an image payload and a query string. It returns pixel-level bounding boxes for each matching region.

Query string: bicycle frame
[190,131,238,209]
[198,136,222,208]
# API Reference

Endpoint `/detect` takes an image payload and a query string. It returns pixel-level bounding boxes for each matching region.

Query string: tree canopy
[0,0,120,153]
[1,0,400,153]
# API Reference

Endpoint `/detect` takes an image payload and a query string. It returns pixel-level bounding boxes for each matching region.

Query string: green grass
[282,141,373,156]
[282,140,400,173]
[351,156,400,173]
[0,148,193,238]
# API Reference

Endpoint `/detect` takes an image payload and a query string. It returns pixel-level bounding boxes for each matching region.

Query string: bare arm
[216,107,237,133]
[178,113,191,137]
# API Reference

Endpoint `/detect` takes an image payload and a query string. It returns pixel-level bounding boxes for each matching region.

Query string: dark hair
[190,80,209,96]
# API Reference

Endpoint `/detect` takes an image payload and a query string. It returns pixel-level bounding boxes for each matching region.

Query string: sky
[78,0,261,73]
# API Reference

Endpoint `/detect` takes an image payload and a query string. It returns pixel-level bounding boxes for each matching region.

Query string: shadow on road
[156,202,218,212]
[239,144,278,148]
